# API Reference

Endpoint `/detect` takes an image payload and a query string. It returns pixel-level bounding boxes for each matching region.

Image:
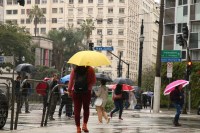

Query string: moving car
[0,89,8,129]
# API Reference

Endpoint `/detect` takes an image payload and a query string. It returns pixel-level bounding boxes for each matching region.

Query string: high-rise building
[2,0,141,81]
[163,0,200,61]
[0,0,3,24]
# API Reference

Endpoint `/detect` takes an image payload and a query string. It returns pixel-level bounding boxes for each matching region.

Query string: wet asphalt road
[1,107,200,133]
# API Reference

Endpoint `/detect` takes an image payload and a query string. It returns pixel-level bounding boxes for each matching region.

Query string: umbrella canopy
[113,77,134,86]
[15,63,35,73]
[108,84,134,91]
[95,73,112,82]
[60,74,70,84]
[164,79,189,95]
[142,91,153,97]
[67,50,111,67]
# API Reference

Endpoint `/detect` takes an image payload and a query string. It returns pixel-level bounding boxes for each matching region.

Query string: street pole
[118,52,122,77]
[138,19,144,88]
[153,0,164,113]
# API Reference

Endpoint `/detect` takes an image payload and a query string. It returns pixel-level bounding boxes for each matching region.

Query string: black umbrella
[95,73,112,82]
[15,63,35,73]
[113,77,134,86]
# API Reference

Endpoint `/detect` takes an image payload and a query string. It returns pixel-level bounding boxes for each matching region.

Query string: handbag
[94,97,103,106]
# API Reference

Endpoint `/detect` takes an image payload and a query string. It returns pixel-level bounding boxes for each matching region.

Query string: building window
[98,0,103,3]
[59,8,63,13]
[119,8,125,14]
[52,8,57,13]
[183,6,188,16]
[119,0,125,3]
[79,0,83,3]
[97,29,102,35]
[42,0,47,4]
[60,0,64,3]
[77,19,83,24]
[41,28,46,34]
[68,19,73,24]
[108,0,113,2]
[78,8,83,15]
[41,8,46,14]
[88,8,93,14]
[35,0,40,4]
[6,10,12,15]
[119,18,124,24]
[27,0,31,4]
[97,39,102,46]
[107,29,113,35]
[107,18,113,24]
[21,19,25,24]
[193,0,200,3]
[118,40,124,46]
[68,9,73,15]
[107,39,112,46]
[52,18,57,23]
[13,10,18,14]
[53,0,58,3]
[178,0,187,5]
[177,23,187,33]
[98,8,103,14]
[97,19,103,24]
[7,0,12,5]
[40,18,46,24]
[108,8,113,13]
[118,29,124,35]
[88,0,93,3]
[69,0,73,4]
[26,19,31,24]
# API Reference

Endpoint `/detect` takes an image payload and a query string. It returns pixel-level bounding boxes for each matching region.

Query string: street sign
[94,46,114,51]
[167,62,173,73]
[161,50,181,58]
[167,73,172,78]
[161,58,181,62]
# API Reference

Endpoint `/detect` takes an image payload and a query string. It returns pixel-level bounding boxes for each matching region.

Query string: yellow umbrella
[67,51,111,67]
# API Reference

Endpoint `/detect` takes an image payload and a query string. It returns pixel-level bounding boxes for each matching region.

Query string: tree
[0,23,34,68]
[142,66,155,92]
[28,5,44,36]
[80,19,95,47]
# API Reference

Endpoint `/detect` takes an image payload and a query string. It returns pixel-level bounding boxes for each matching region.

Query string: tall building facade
[0,0,3,24]
[2,0,140,81]
[163,0,200,61]
[139,0,159,70]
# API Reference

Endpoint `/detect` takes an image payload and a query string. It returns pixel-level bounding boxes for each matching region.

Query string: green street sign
[161,50,181,58]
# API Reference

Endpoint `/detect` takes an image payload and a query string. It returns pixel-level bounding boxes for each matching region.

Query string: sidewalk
[1,107,200,133]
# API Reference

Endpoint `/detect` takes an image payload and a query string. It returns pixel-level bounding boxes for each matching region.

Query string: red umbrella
[109,84,134,91]
[35,77,50,96]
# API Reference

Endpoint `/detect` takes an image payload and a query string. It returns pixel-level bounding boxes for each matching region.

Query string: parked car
[0,89,8,129]
[197,105,200,115]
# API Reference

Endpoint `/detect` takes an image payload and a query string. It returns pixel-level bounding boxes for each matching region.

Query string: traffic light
[187,60,192,75]
[177,34,185,47]
[182,26,189,39]
[89,43,94,51]
[17,0,25,6]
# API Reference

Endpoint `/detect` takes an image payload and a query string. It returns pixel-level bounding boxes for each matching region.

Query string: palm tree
[28,5,44,36]
[80,19,95,48]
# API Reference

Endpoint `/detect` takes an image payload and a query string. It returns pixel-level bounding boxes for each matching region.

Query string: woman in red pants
[68,66,96,133]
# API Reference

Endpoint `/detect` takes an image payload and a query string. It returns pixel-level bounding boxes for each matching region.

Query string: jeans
[111,100,123,118]
[174,103,182,123]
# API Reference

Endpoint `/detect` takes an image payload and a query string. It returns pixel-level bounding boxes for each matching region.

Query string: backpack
[36,82,48,96]
[74,67,88,93]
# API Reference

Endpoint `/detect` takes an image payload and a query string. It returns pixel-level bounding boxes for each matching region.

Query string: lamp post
[22,56,25,63]
[137,19,144,109]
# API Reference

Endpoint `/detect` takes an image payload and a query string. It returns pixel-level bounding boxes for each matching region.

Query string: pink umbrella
[164,79,189,95]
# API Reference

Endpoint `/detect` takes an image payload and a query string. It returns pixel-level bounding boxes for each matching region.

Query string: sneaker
[174,123,181,127]
[49,117,55,121]
[25,111,30,113]
[119,118,123,120]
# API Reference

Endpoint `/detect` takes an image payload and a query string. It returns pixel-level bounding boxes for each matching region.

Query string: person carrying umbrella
[68,66,96,133]
[170,85,183,126]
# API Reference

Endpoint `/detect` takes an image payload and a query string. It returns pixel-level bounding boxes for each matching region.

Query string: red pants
[72,90,91,127]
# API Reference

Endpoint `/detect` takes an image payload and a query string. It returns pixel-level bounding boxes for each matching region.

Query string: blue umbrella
[60,74,70,83]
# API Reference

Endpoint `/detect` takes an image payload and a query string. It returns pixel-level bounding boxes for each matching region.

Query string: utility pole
[153,0,164,113]
[117,52,122,77]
